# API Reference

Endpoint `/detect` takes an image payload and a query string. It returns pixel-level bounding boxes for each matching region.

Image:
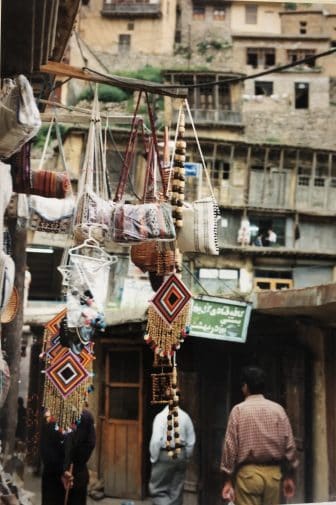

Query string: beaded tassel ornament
[41,309,94,431]
[145,273,191,360]
[145,103,191,360]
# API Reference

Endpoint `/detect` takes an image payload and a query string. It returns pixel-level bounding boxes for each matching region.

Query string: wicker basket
[131,241,175,275]
[1,287,19,324]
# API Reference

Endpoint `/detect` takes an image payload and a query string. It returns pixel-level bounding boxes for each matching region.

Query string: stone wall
[242,106,336,149]
[280,10,327,36]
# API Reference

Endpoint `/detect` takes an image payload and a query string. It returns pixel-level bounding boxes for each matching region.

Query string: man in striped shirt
[220,366,298,505]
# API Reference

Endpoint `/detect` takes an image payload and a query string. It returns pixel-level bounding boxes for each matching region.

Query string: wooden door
[99,347,143,499]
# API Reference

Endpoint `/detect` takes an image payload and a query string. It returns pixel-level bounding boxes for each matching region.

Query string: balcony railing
[173,108,242,126]
[101,1,162,18]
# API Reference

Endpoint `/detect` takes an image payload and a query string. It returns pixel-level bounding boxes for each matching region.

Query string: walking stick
[64,463,74,505]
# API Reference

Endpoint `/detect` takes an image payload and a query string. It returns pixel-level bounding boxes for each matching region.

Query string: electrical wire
[182,261,246,300]
[83,46,336,92]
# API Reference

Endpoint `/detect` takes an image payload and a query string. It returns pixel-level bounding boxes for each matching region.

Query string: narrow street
[23,467,151,505]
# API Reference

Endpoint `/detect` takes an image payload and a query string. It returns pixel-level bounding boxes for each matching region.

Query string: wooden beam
[52,0,81,61]
[40,61,188,98]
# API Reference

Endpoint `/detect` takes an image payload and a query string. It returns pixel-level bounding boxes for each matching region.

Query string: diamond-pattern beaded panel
[150,273,192,325]
[46,350,89,399]
[44,308,67,337]
[47,342,68,363]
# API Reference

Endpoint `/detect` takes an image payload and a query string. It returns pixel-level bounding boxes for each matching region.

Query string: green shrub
[78,84,130,103]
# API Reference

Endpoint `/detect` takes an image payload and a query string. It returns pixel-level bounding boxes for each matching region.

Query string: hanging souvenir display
[0,352,10,409]
[145,273,191,359]
[0,75,41,159]
[112,93,175,246]
[28,195,75,234]
[10,118,72,199]
[165,365,181,458]
[61,238,117,329]
[0,251,15,314]
[177,197,219,255]
[171,108,186,230]
[175,100,220,255]
[151,352,175,405]
[41,309,95,430]
[73,86,111,244]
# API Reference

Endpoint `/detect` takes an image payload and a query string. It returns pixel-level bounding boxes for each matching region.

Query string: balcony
[101,0,162,18]
[173,108,243,126]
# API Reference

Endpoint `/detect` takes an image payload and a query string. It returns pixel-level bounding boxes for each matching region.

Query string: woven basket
[1,287,19,324]
[131,242,175,275]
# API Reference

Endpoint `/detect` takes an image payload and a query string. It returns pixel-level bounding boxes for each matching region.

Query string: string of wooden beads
[172,110,186,230]
[166,366,181,458]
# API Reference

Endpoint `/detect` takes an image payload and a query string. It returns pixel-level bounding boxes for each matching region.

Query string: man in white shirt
[149,396,195,505]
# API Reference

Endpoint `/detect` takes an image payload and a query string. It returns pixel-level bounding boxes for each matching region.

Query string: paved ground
[24,467,151,505]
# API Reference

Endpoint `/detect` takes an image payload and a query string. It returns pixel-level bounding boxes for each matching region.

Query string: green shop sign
[190,296,252,343]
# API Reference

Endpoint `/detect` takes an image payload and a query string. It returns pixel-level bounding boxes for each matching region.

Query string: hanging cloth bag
[10,115,72,198]
[28,115,75,233]
[0,75,41,159]
[175,100,220,255]
[73,87,112,244]
[112,92,175,245]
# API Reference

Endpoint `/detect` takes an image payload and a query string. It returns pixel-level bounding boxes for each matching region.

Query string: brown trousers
[235,464,282,505]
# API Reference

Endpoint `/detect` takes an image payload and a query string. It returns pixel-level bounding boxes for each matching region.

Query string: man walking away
[220,366,298,505]
[149,389,195,505]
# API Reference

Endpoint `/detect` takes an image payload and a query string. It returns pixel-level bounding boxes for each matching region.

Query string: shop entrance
[199,332,312,505]
[99,347,143,499]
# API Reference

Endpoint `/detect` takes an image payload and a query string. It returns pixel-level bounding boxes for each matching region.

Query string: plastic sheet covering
[0,75,41,159]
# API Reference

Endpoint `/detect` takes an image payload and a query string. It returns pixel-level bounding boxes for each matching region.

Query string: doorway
[199,331,312,505]
[99,347,143,499]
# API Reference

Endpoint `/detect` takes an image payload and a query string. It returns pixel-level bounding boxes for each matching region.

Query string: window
[254,278,293,290]
[265,49,275,67]
[198,268,239,295]
[314,177,325,187]
[255,81,273,96]
[213,160,230,180]
[127,22,134,30]
[300,20,307,34]
[249,216,286,246]
[198,77,215,109]
[295,82,309,109]
[193,6,205,20]
[213,8,225,20]
[254,270,293,291]
[247,48,275,68]
[118,34,131,53]
[247,49,258,68]
[287,49,316,68]
[245,4,257,24]
[298,175,309,186]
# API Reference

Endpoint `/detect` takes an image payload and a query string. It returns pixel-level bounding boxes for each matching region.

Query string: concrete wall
[78,0,176,56]
[280,10,327,36]
[231,37,330,76]
[243,106,336,150]
[243,74,329,110]
[230,1,281,34]
[293,265,333,288]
